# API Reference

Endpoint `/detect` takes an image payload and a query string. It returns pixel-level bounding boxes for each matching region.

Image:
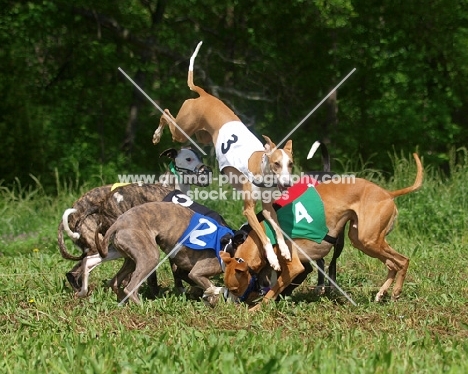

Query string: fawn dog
[152,42,294,272]
[221,154,423,310]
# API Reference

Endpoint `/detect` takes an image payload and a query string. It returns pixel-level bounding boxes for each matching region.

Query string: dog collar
[169,161,181,181]
[238,273,258,302]
[234,258,261,302]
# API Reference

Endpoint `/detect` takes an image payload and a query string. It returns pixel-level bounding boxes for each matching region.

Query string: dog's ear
[220,233,235,256]
[234,262,249,273]
[219,251,233,264]
[232,230,248,248]
[283,139,293,155]
[160,148,178,159]
[220,233,232,246]
[262,135,276,154]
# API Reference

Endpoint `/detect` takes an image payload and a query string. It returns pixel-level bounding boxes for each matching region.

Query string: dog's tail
[58,208,86,261]
[307,140,331,172]
[57,220,86,261]
[389,153,424,198]
[62,208,80,240]
[187,41,207,96]
[95,223,109,258]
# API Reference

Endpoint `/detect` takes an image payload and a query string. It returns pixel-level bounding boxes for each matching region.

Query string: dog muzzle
[277,174,293,192]
[194,164,213,187]
[173,163,213,187]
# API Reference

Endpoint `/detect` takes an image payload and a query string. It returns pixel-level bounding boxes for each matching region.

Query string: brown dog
[221,154,423,310]
[95,202,236,305]
[152,42,294,272]
[58,147,211,295]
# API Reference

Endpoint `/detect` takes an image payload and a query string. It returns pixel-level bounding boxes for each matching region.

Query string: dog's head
[262,135,294,192]
[160,147,212,187]
[219,251,252,298]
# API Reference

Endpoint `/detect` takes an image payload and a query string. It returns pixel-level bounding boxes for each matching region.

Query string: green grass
[1,153,468,373]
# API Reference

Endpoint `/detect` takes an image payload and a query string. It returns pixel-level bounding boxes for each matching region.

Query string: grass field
[1,153,468,373]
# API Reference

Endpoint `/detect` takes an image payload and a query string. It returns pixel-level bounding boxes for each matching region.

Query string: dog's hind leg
[122,256,158,304]
[348,206,409,302]
[111,258,135,298]
[115,233,160,304]
[153,106,196,145]
[77,250,122,297]
[390,252,410,301]
[66,262,84,292]
[77,253,102,298]
[371,241,409,302]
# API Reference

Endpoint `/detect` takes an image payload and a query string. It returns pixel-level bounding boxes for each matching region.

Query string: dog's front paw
[202,286,224,307]
[313,285,327,296]
[76,288,89,298]
[152,129,163,145]
[264,243,281,271]
[277,240,291,261]
[375,290,386,302]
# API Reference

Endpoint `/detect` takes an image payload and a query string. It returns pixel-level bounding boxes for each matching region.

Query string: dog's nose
[199,165,213,174]
[196,165,213,187]
[277,174,293,189]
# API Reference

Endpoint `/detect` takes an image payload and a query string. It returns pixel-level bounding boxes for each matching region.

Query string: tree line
[1,0,467,191]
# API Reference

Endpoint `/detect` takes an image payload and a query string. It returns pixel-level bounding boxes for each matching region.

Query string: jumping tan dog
[221,154,423,310]
[152,42,294,271]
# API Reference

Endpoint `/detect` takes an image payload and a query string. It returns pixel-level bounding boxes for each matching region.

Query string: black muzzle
[192,164,212,187]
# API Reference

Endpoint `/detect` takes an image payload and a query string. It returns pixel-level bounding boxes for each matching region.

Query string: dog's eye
[274,162,280,168]
[186,158,192,162]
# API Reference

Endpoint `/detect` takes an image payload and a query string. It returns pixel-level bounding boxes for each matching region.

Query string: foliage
[1,0,468,191]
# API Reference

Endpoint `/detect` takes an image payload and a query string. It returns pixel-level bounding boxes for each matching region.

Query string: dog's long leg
[77,250,122,298]
[261,202,291,261]
[243,193,281,271]
[153,106,200,145]
[281,261,313,297]
[315,258,327,295]
[250,245,304,312]
[373,243,409,301]
[116,233,160,304]
[66,261,84,292]
[122,255,158,304]
[111,258,136,298]
[391,253,410,301]
[76,254,101,298]
[152,110,171,144]
[348,203,409,302]
[187,261,219,290]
